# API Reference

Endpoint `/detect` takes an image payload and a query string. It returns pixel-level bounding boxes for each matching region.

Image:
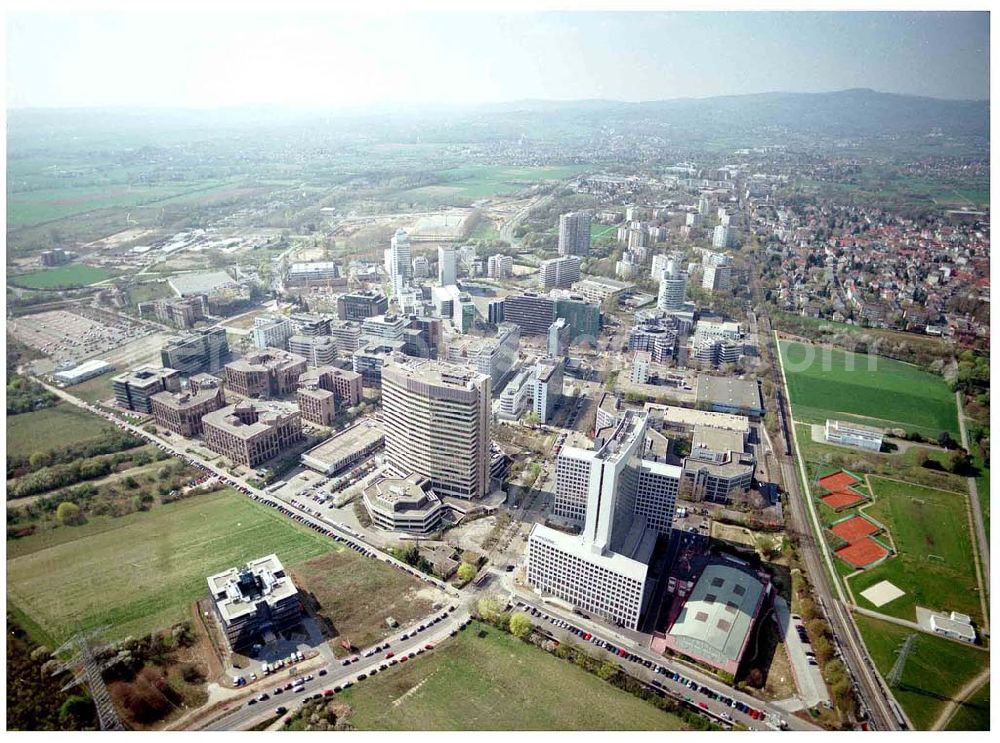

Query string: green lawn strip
[944,681,990,731]
[847,477,982,623]
[6,403,111,459]
[854,613,988,730]
[336,622,686,730]
[9,265,119,289]
[6,491,334,643]
[778,340,959,436]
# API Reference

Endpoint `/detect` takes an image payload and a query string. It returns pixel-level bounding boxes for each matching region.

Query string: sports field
[9,264,118,289]
[335,621,687,730]
[6,491,335,645]
[778,340,959,437]
[855,614,989,730]
[847,477,982,623]
[6,403,110,459]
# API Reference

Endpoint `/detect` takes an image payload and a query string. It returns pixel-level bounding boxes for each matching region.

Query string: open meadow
[847,477,983,624]
[778,339,958,437]
[855,614,989,730]
[9,264,118,289]
[6,403,111,459]
[397,165,589,207]
[6,491,334,645]
[333,621,687,730]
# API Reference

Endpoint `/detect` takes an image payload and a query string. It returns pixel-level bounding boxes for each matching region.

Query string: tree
[56,501,83,526]
[456,563,477,583]
[914,449,929,468]
[509,612,533,640]
[522,411,541,427]
[477,596,503,623]
[596,660,618,681]
[947,449,972,475]
[938,431,957,450]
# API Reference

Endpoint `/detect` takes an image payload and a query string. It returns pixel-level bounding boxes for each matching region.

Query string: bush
[56,501,84,526]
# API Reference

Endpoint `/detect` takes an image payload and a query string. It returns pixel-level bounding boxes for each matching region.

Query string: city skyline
[6,10,990,109]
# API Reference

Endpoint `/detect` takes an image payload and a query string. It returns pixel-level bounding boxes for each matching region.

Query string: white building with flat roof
[824,419,884,452]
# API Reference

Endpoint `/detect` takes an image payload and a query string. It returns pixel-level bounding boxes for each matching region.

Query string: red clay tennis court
[831,516,879,543]
[821,490,866,510]
[818,471,859,492]
[835,538,889,569]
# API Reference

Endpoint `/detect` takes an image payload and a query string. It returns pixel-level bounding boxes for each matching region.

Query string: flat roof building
[224,349,308,399]
[203,400,303,468]
[207,554,302,649]
[696,375,764,418]
[112,366,181,413]
[824,419,884,452]
[300,418,385,476]
[54,358,113,386]
[570,276,633,306]
[252,315,293,351]
[337,290,388,321]
[169,270,237,298]
[288,334,338,368]
[381,357,491,500]
[161,328,230,375]
[445,322,520,388]
[150,377,226,437]
[362,472,445,534]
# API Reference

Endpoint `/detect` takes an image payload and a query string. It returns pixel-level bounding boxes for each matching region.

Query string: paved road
[956,391,990,605]
[202,610,470,731]
[748,258,904,730]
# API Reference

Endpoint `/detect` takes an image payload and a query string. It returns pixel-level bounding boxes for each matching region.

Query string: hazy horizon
[7,11,990,109]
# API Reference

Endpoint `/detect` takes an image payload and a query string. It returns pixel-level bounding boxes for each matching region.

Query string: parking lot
[10,308,155,365]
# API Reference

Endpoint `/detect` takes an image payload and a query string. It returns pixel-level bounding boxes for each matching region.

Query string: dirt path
[931,667,989,730]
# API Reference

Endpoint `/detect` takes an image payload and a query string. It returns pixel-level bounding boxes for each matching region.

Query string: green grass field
[9,264,118,289]
[290,551,440,654]
[334,621,687,730]
[7,491,335,645]
[945,681,990,731]
[855,614,989,730]
[847,477,982,623]
[590,223,618,242]
[398,165,589,207]
[6,403,110,459]
[468,221,500,240]
[779,340,959,437]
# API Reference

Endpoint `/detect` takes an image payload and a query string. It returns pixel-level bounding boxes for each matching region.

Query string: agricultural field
[6,490,334,645]
[6,403,109,459]
[847,477,983,624]
[9,264,118,289]
[778,339,959,437]
[289,550,442,654]
[397,165,589,207]
[854,614,989,731]
[334,621,687,730]
[945,681,990,731]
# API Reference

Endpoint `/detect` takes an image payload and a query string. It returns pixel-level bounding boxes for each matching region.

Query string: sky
[5,10,991,109]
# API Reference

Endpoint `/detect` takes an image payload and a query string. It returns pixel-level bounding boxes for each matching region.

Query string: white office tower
[381,357,491,500]
[389,228,413,296]
[487,254,513,279]
[558,211,592,256]
[651,253,670,280]
[702,263,734,293]
[713,225,731,249]
[685,212,703,228]
[698,196,711,215]
[657,258,688,312]
[438,245,457,286]
[539,255,582,290]
[251,315,292,350]
[528,411,678,629]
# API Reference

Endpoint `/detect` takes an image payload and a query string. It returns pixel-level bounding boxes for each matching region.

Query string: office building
[571,276,632,306]
[487,254,514,280]
[681,426,755,504]
[288,313,333,337]
[140,295,206,329]
[207,554,302,650]
[531,359,563,423]
[685,212,703,227]
[296,385,336,426]
[337,290,388,321]
[352,340,406,386]
[657,257,688,312]
[362,313,409,343]
[631,350,651,384]
[558,211,592,256]
[713,225,732,249]
[251,315,293,351]
[150,375,225,437]
[329,319,363,354]
[402,315,442,359]
[548,317,570,357]
[438,245,457,286]
[286,262,344,288]
[112,366,181,413]
[287,335,338,368]
[54,359,113,386]
[301,419,384,476]
[298,365,363,408]
[161,328,230,374]
[224,349,308,399]
[362,473,445,534]
[445,322,520,387]
[528,412,662,629]
[702,263,734,293]
[389,228,412,295]
[696,375,764,418]
[487,298,505,325]
[628,315,680,363]
[202,400,303,468]
[552,292,602,344]
[412,255,430,279]
[381,357,491,500]
[503,293,557,335]
[498,367,534,420]
[824,420,884,452]
[540,255,582,290]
